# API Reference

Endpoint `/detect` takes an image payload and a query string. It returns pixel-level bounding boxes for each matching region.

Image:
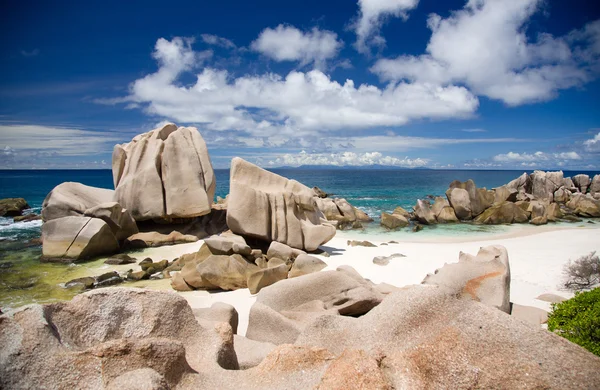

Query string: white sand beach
[101,225,600,336]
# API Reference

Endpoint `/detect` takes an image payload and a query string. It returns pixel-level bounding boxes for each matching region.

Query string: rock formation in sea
[227,157,336,251]
[3,246,600,389]
[383,171,600,230]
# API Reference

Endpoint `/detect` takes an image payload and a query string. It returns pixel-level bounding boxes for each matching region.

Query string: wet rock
[13,214,41,223]
[412,224,423,232]
[0,198,30,217]
[95,271,123,287]
[127,270,150,281]
[65,276,95,290]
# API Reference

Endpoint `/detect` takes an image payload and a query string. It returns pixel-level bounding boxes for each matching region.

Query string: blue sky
[1,0,599,169]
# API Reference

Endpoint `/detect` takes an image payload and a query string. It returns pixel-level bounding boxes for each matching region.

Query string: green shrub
[547,288,600,356]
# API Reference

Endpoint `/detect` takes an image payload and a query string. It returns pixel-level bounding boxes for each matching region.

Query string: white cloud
[201,34,237,49]
[353,0,420,54]
[371,0,600,105]
[493,151,581,163]
[0,124,123,156]
[269,150,428,167]
[251,25,343,68]
[461,128,487,133]
[112,37,479,137]
[584,131,600,152]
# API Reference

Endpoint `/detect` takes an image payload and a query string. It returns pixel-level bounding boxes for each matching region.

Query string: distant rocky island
[1,123,599,389]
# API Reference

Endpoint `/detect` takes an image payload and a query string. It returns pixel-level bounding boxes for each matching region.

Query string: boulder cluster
[3,246,599,389]
[39,124,338,262]
[170,233,327,294]
[382,170,600,229]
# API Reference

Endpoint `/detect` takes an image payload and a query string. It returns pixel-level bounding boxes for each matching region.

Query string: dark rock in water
[0,198,30,217]
[413,224,424,232]
[347,240,377,247]
[0,261,14,269]
[104,253,137,265]
[13,214,41,223]
[588,220,595,224]
[95,271,123,287]
[388,240,399,244]
[143,259,169,274]
[127,270,150,281]
[65,276,95,290]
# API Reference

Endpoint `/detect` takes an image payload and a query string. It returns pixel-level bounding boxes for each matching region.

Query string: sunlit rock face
[113,123,216,221]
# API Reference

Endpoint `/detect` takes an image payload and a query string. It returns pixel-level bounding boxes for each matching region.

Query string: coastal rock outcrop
[227,158,336,251]
[422,245,511,313]
[0,197,30,217]
[473,201,529,224]
[41,182,114,221]
[113,123,216,221]
[3,282,600,389]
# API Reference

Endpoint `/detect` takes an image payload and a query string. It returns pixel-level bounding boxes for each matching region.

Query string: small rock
[289,254,327,278]
[388,241,399,244]
[127,270,150,281]
[412,224,423,232]
[104,253,137,265]
[536,293,567,303]
[372,253,406,266]
[0,198,30,217]
[65,276,95,290]
[139,258,154,271]
[95,271,123,287]
[13,214,41,223]
[347,240,377,247]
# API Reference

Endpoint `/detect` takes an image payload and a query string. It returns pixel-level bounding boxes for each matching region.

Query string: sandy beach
[89,224,600,336]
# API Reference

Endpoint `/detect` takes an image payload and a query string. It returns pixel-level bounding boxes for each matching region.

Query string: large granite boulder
[446,180,493,219]
[194,254,258,291]
[413,199,437,224]
[422,245,511,313]
[227,158,336,251]
[246,266,384,345]
[0,198,29,217]
[590,174,600,197]
[506,172,532,196]
[288,254,327,278]
[41,216,120,261]
[83,202,138,240]
[113,124,216,221]
[41,182,114,221]
[446,188,471,220]
[573,174,591,193]
[530,170,564,201]
[567,193,600,217]
[380,212,409,229]
[294,285,600,389]
[0,288,238,390]
[493,185,518,204]
[473,201,529,224]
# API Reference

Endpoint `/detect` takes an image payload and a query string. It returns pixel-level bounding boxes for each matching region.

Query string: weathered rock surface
[194,254,258,291]
[446,187,471,220]
[3,283,600,389]
[193,302,239,334]
[246,267,384,345]
[205,234,251,256]
[289,254,327,278]
[41,182,114,221]
[380,212,408,229]
[373,253,406,266]
[227,158,336,251]
[41,216,120,261]
[247,264,289,294]
[590,174,600,196]
[347,240,376,247]
[113,124,216,221]
[413,199,437,224]
[567,193,600,217]
[531,170,564,201]
[572,174,591,193]
[294,285,600,389]
[473,201,529,224]
[422,245,511,313]
[0,198,29,217]
[83,202,138,240]
[104,253,137,265]
[266,241,305,261]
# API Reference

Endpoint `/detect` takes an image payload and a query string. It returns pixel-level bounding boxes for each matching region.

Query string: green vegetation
[548,288,600,356]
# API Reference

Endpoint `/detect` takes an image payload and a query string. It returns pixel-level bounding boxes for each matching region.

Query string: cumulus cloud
[201,34,237,49]
[493,151,581,163]
[251,25,343,68]
[353,0,420,54]
[584,131,600,152]
[107,37,479,138]
[268,150,428,167]
[371,0,600,105]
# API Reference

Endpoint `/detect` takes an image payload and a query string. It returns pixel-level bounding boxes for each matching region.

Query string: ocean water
[1,168,599,310]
